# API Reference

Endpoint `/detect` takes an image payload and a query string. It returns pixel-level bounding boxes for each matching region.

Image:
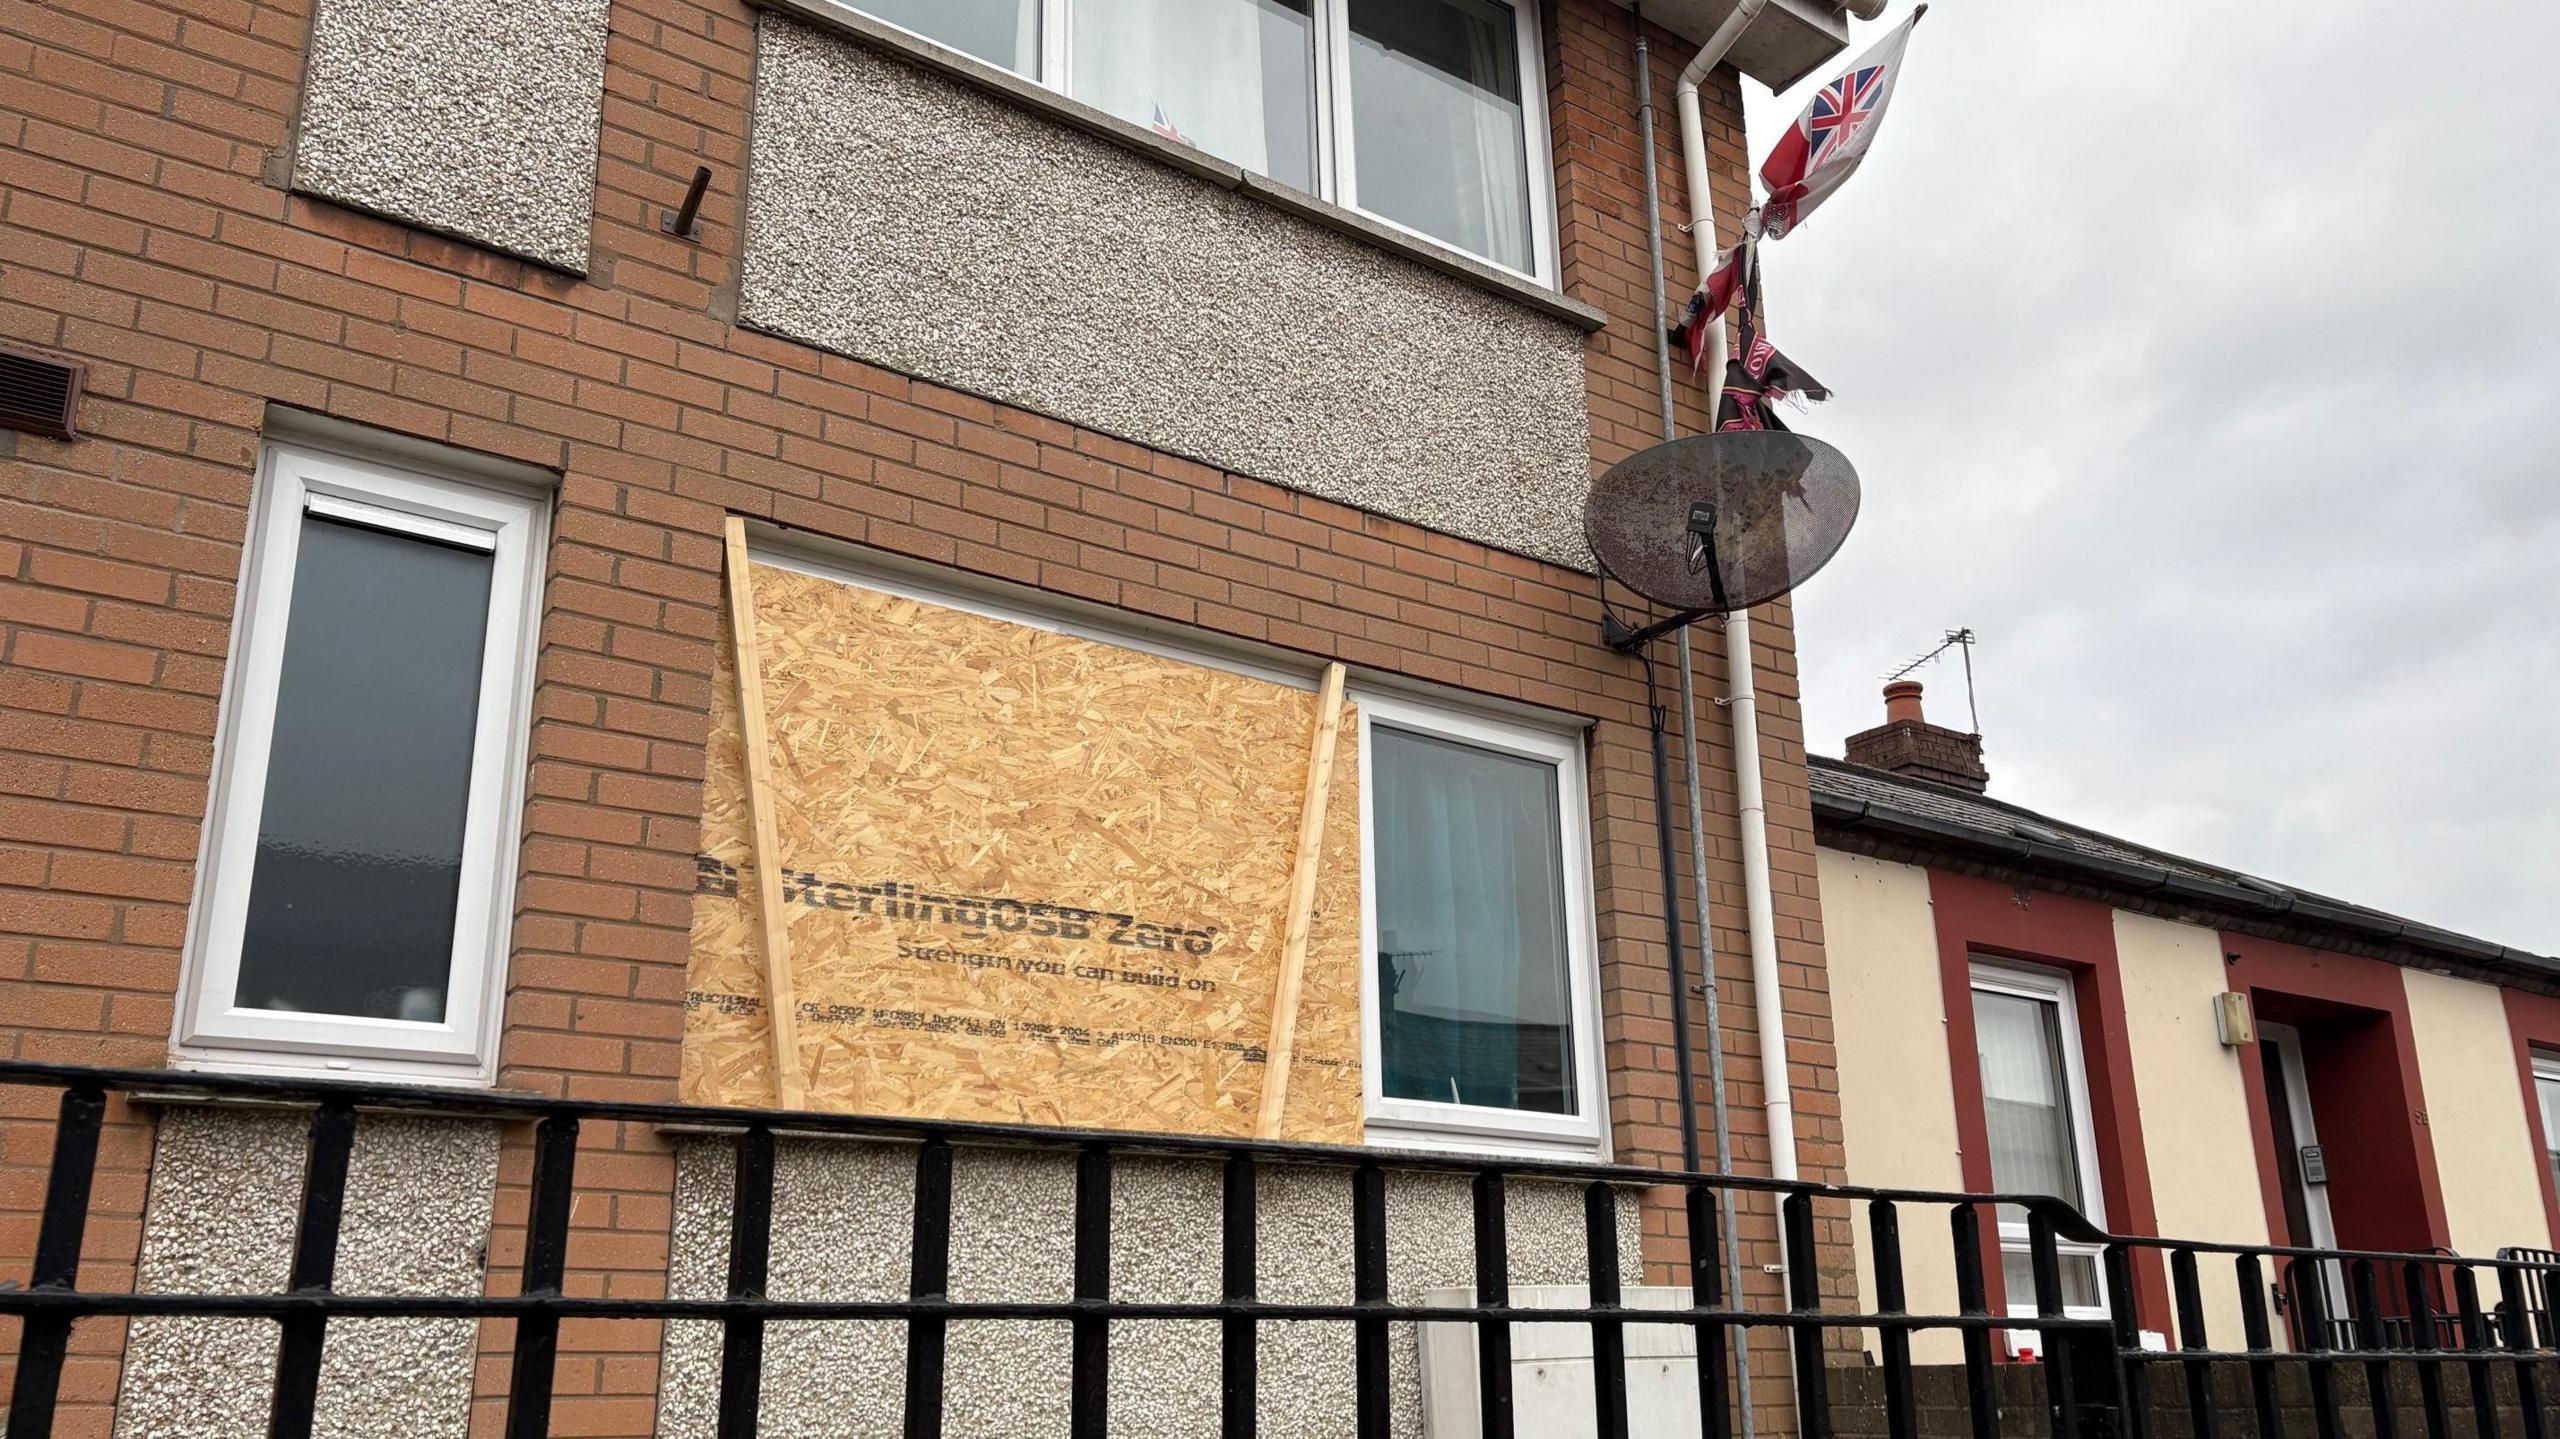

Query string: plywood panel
[685,560,1365,1142]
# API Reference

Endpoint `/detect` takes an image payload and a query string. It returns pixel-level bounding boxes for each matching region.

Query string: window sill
[1363,1121,1609,1165]
[747,0,1611,336]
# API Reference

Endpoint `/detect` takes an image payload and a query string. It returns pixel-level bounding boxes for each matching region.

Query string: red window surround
[1927,871,2171,1332]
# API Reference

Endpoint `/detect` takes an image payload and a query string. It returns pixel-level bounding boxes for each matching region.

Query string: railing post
[2406,1260,2453,1439]
[3,1082,105,1439]
[1951,1203,2004,1439]
[1870,1201,1917,1439]
[1351,1162,1391,1439]
[2029,1213,2083,1439]
[2235,1254,2285,1439]
[1070,1143,1113,1439]
[1222,1152,1259,1439]
[2295,1258,2343,1439]
[2096,1243,2139,1439]
[715,1124,777,1439]
[2497,1265,2547,1439]
[2456,1267,2501,1439]
[1689,1184,1734,1439]
[1784,1192,1832,1439]
[1473,1170,1515,1439]
[2352,1259,2403,1439]
[504,1112,581,1439]
[904,1137,953,1439]
[1586,1182,1630,1439]
[2170,1248,2220,1439]
[267,1100,358,1439]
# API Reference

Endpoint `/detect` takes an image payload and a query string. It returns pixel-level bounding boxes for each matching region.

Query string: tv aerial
[1586,430,1863,649]
[1884,627,1981,734]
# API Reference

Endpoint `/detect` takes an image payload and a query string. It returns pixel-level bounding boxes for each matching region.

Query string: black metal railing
[0,1058,2555,1439]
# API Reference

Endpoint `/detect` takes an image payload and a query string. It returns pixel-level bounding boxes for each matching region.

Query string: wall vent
[0,346,85,440]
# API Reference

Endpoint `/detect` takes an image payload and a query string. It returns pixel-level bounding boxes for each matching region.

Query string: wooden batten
[1255,662,1347,1139]
[722,518,808,1108]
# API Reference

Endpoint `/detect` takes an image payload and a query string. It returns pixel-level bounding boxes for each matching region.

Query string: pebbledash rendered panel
[683,559,1366,1141]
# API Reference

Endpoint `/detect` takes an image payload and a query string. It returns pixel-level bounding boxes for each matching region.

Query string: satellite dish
[1585,430,1861,616]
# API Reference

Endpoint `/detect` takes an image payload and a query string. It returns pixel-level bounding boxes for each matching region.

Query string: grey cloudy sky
[1735,1,2560,949]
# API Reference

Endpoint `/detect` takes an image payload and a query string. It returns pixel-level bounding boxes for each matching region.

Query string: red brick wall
[0,0,1847,1430]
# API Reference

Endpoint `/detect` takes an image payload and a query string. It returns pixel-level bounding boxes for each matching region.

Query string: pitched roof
[1806,755,2559,982]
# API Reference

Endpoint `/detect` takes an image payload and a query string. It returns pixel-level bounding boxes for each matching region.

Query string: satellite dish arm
[1603,601,1719,653]
[1602,502,1728,651]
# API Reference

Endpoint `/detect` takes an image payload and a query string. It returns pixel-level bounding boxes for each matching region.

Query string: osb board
[684,561,1366,1142]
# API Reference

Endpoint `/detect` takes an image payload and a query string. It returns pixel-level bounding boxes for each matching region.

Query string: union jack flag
[1149,103,1193,150]
[1806,63,1890,169]
[1752,10,1921,241]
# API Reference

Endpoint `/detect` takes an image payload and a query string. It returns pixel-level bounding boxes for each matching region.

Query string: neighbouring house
[1818,680,2560,1362]
[0,0,1894,1433]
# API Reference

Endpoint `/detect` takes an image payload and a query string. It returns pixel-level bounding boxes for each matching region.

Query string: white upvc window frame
[175,438,548,1085]
[1969,957,2112,1325]
[740,535,1606,1158]
[844,0,1563,288]
[1355,690,1607,1159]
[2533,1053,2560,1195]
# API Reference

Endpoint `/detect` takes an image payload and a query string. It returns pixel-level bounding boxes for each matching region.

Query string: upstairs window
[1071,0,1320,195]
[842,0,1558,283]
[1342,0,1534,274]
[858,0,1042,75]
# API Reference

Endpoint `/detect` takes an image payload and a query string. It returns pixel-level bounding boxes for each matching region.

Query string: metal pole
[1643,658,1701,1172]
[1634,15,1755,1436]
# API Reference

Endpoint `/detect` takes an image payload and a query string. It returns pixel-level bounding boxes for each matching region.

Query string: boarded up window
[684,558,1364,1142]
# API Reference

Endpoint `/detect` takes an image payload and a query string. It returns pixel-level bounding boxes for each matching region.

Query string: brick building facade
[0,0,1862,1430]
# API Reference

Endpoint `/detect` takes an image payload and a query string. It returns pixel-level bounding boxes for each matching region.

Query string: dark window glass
[856,0,1041,74]
[1372,725,1574,1114]
[234,515,494,1022]
[1070,0,1317,193]
[1347,0,1532,271]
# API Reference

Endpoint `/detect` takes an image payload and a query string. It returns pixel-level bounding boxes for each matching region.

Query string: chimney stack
[1845,680,1989,793]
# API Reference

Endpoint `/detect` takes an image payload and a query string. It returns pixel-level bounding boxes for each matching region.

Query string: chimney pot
[1883,679,1926,726]
[1846,678,1990,792]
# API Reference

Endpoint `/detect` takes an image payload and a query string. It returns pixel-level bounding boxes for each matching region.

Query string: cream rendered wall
[2111,911,2268,1349]
[2405,968,2554,1258]
[1819,848,1966,1365]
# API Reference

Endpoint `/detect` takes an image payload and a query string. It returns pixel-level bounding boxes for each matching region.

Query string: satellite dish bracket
[1602,603,1718,653]
[1602,500,1731,651]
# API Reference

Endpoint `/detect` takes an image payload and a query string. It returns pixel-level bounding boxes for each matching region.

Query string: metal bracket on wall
[662,165,712,241]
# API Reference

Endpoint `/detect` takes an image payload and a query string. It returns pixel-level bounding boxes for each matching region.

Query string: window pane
[2538,1072,2560,1193]
[1346,0,1533,272]
[1071,0,1316,193]
[855,0,1040,75]
[2001,1248,2101,1311]
[234,515,494,1022]
[1975,986,2088,1217]
[1373,726,1574,1115]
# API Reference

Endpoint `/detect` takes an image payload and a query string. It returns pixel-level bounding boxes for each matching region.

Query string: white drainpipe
[1670,0,1799,1201]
